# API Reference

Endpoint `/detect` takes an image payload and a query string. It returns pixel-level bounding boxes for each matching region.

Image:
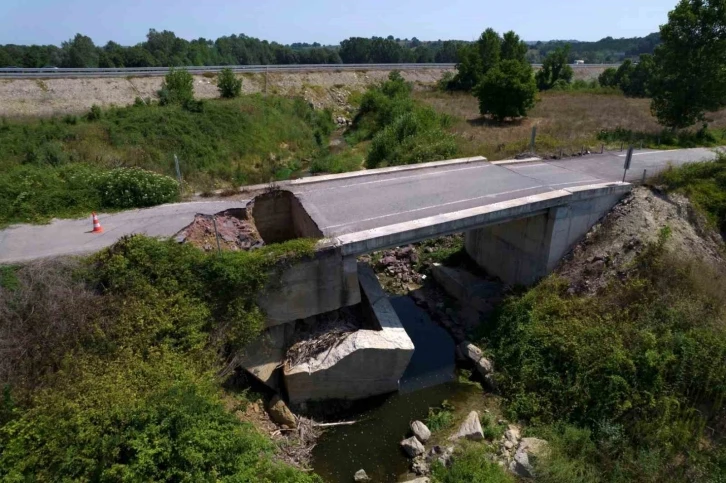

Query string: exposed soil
[0,69,452,118]
[557,186,726,294]
[174,210,263,252]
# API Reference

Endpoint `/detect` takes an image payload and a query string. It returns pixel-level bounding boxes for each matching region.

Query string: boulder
[450,411,484,441]
[354,469,370,482]
[509,437,548,478]
[411,420,432,442]
[458,341,494,378]
[267,395,296,428]
[401,436,426,458]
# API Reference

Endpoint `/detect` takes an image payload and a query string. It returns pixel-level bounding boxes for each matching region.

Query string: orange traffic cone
[91,212,103,233]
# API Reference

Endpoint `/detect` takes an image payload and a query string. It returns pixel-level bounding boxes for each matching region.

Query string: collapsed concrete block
[237,323,295,389]
[258,248,361,328]
[283,263,415,403]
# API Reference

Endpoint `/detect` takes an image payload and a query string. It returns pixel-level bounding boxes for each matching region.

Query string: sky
[1,0,674,46]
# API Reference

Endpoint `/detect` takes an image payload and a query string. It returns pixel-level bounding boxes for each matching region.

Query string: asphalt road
[0,147,719,264]
[0,201,245,264]
[292,147,720,238]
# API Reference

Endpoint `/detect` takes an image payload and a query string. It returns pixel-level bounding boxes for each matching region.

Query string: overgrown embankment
[476,182,726,481]
[0,95,333,227]
[0,235,320,481]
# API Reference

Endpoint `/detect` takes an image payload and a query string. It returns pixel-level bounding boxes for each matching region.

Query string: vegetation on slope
[477,207,726,480]
[0,93,333,226]
[349,71,457,168]
[0,235,319,481]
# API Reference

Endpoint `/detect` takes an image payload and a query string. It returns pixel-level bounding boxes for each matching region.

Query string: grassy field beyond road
[417,90,726,161]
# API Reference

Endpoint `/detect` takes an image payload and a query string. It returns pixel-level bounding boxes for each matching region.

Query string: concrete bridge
[0,148,718,403]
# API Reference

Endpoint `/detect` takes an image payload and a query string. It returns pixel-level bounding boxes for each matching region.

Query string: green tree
[450,44,483,91]
[536,44,574,90]
[501,31,528,62]
[625,54,654,97]
[477,28,502,76]
[598,67,618,87]
[614,59,635,93]
[61,34,98,68]
[217,68,242,98]
[651,0,726,129]
[475,59,537,121]
[158,67,194,106]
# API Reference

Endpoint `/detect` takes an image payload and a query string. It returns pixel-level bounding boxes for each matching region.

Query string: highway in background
[0,63,618,79]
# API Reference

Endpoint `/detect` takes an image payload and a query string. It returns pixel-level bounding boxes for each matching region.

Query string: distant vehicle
[574,59,585,65]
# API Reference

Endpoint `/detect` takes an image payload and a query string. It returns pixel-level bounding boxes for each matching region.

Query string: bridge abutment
[465,185,628,285]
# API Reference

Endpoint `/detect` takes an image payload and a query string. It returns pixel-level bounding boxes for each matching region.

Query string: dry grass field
[416,89,726,160]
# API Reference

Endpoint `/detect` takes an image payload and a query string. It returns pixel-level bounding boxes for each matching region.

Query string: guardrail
[0,63,618,79]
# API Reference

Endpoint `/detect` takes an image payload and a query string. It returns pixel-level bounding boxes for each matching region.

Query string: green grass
[0,95,333,188]
[431,442,514,483]
[479,227,726,481]
[657,153,726,233]
[426,400,456,433]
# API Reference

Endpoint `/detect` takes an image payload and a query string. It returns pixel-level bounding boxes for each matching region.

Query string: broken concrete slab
[283,263,414,403]
[258,247,361,328]
[237,323,295,390]
[432,264,503,313]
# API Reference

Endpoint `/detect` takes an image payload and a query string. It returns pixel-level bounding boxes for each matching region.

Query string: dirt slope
[557,186,725,294]
[0,66,606,118]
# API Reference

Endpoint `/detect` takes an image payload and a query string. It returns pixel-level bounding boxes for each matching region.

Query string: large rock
[458,341,494,378]
[411,420,432,442]
[504,425,521,444]
[509,437,548,478]
[267,395,296,428]
[354,469,370,481]
[401,436,426,458]
[450,411,484,441]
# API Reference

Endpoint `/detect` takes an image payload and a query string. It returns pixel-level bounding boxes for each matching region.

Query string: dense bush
[352,72,457,168]
[536,45,574,91]
[0,236,321,481]
[483,228,726,480]
[0,94,334,206]
[158,67,194,107]
[0,164,179,226]
[218,68,242,98]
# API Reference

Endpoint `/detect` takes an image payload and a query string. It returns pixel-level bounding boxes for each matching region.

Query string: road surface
[0,147,719,264]
[291,147,719,238]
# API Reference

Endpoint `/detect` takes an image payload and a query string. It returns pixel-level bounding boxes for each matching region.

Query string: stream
[312,295,478,482]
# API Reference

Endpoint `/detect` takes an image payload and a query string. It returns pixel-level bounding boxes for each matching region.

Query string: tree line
[0,29,661,69]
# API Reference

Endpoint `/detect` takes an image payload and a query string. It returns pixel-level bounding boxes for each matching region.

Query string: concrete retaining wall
[284,263,415,403]
[465,185,629,285]
[250,190,322,243]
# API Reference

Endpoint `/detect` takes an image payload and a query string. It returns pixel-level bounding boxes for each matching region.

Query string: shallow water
[312,295,471,483]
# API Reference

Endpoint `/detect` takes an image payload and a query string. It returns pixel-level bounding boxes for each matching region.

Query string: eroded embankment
[0,65,607,117]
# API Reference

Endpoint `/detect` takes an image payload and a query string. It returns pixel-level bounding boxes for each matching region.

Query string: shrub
[97,167,179,209]
[0,352,320,482]
[437,71,455,91]
[483,229,726,477]
[158,67,194,106]
[475,59,537,121]
[218,68,242,98]
[86,104,102,121]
